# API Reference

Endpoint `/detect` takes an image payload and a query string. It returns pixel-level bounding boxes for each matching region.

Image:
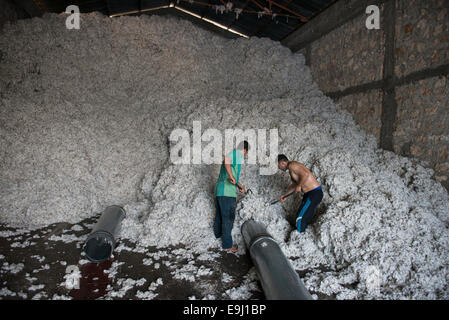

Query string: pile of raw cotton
[0,12,448,300]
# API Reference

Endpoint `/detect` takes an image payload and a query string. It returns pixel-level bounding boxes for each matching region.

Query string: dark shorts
[296,186,323,232]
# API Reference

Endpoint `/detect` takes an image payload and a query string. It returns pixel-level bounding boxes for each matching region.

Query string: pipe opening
[84,231,114,263]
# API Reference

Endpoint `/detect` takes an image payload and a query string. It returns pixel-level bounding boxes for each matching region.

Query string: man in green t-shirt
[213,141,249,252]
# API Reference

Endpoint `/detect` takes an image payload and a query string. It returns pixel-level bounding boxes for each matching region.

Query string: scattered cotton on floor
[0,13,448,299]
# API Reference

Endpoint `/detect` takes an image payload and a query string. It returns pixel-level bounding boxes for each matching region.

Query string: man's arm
[224,156,246,193]
[237,182,246,194]
[279,182,297,202]
[224,156,236,184]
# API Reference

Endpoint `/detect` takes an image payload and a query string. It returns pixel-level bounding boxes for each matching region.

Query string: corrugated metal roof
[17,0,337,40]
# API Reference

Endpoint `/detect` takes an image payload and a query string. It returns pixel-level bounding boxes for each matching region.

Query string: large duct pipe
[241,219,313,300]
[83,205,126,263]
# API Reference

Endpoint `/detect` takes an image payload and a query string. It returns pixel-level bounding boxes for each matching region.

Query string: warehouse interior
[0,0,448,300]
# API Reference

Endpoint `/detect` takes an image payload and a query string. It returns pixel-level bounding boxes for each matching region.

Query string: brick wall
[282,0,449,191]
[310,10,385,93]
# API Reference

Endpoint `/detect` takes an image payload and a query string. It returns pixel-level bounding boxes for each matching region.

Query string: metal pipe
[241,219,313,300]
[83,205,126,263]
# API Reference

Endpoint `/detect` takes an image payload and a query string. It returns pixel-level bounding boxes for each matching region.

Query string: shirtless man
[277,154,324,233]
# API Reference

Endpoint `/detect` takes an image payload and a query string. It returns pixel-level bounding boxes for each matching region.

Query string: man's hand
[279,195,287,202]
[229,176,236,185]
[238,184,247,194]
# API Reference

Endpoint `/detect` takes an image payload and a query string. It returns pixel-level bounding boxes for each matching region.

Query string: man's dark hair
[277,154,289,162]
[238,140,249,151]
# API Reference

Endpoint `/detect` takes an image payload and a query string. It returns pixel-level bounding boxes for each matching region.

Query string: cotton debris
[0,13,448,299]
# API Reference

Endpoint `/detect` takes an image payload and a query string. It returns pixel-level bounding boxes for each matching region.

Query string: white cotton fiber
[0,13,448,299]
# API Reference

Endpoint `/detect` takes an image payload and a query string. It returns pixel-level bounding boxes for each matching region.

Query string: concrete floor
[0,215,265,300]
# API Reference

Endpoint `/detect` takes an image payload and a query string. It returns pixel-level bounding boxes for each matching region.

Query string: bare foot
[224,244,238,253]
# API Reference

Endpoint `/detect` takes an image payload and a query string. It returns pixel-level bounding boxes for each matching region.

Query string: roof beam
[281,0,357,46]
[227,0,251,30]
[108,4,170,17]
[266,1,307,22]
[251,0,306,21]
[14,0,44,16]
[173,4,249,37]
[250,0,293,37]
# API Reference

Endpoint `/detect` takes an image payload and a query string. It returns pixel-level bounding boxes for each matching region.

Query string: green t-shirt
[214,149,243,198]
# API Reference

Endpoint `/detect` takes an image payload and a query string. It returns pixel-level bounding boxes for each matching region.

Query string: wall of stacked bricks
[309,7,385,93]
[394,76,449,186]
[297,0,449,191]
[335,89,383,145]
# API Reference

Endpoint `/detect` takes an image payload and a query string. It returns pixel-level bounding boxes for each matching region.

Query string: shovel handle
[271,192,293,205]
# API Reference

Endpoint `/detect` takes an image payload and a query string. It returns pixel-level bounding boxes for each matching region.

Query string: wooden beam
[24,0,47,17]
[280,0,339,43]
[227,0,251,29]
[250,0,307,22]
[250,0,265,11]
[265,0,307,22]
[251,0,293,37]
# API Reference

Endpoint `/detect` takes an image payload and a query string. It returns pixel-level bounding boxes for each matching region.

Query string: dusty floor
[0,215,269,300]
[1,13,448,299]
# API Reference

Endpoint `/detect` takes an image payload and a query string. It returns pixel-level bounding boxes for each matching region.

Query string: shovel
[237,187,252,201]
[270,192,293,205]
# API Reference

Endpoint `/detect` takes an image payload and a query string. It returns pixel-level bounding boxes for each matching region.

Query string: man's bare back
[277,154,324,233]
[287,161,320,193]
